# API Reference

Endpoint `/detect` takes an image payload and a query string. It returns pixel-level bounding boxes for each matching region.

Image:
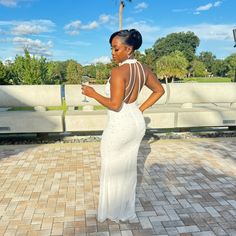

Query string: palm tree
[119,0,132,30]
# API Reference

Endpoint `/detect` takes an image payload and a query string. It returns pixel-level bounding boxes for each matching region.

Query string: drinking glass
[81,76,89,102]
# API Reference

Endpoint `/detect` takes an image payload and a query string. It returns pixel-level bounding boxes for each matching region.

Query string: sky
[0,0,236,65]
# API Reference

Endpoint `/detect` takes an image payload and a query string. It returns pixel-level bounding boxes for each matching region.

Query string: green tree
[156,51,189,82]
[95,63,110,84]
[12,49,49,84]
[198,51,216,75]
[83,64,96,79]
[66,60,83,84]
[134,51,146,64]
[47,61,67,84]
[225,53,236,79]
[143,48,156,72]
[191,59,208,77]
[212,59,230,77]
[0,60,7,85]
[154,31,199,61]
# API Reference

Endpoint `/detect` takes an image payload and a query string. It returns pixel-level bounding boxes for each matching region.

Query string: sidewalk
[0,137,236,236]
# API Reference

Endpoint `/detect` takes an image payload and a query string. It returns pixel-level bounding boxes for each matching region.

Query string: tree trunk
[119,1,124,30]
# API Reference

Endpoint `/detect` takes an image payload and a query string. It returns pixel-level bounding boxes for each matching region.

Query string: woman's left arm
[82,68,125,111]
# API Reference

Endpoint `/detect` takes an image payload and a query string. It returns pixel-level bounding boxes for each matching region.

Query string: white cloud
[172,8,188,13]
[214,1,222,7]
[0,0,32,7]
[134,2,148,12]
[167,23,234,41]
[0,28,7,34]
[196,3,213,11]
[81,21,99,30]
[91,56,111,64]
[64,14,115,35]
[99,14,111,24]
[12,36,53,57]
[195,1,223,14]
[0,20,55,36]
[124,20,161,42]
[64,40,91,46]
[12,20,55,35]
[0,0,17,7]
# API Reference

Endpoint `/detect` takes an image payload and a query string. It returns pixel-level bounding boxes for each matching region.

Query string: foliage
[211,59,230,77]
[224,53,236,79]
[65,60,83,84]
[198,51,216,74]
[190,59,208,77]
[0,60,7,84]
[156,51,189,81]
[0,30,235,85]
[95,63,111,84]
[47,61,66,84]
[153,31,199,63]
[12,49,49,84]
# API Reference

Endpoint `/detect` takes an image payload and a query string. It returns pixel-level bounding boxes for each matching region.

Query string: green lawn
[182,77,232,83]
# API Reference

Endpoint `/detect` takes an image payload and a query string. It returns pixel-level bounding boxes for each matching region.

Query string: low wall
[0,83,236,133]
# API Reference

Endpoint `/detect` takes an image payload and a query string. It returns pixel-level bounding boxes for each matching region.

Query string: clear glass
[81,76,89,102]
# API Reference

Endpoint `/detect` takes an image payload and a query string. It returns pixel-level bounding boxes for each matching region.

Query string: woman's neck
[119,58,137,66]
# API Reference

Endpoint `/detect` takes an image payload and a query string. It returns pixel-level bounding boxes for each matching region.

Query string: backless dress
[97,59,146,222]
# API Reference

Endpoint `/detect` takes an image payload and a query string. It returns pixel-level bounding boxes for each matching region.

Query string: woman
[81,29,165,222]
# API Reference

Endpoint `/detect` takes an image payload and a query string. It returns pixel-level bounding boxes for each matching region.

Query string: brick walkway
[0,137,236,236]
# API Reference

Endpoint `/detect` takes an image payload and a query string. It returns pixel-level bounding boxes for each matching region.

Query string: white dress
[98,59,146,222]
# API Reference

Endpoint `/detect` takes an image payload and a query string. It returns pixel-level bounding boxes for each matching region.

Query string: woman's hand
[81,85,96,98]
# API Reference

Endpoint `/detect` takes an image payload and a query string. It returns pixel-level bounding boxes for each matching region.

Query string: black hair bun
[128,29,142,50]
[109,28,142,50]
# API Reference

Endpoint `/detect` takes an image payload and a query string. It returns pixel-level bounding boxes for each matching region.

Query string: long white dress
[98,59,146,222]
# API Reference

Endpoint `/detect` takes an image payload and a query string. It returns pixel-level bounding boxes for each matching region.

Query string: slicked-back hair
[109,29,142,50]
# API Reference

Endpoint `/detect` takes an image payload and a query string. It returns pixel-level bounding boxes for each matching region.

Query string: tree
[66,60,83,84]
[119,0,132,30]
[190,59,208,77]
[47,61,66,84]
[156,51,189,83]
[154,31,199,62]
[198,51,216,75]
[143,48,156,72]
[95,63,110,84]
[211,59,230,77]
[12,49,49,84]
[0,60,7,85]
[225,53,236,79]
[145,31,199,71]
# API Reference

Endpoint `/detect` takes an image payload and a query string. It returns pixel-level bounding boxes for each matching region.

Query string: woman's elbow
[110,103,122,112]
[160,88,165,96]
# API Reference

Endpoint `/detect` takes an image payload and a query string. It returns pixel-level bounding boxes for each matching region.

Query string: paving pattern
[0,137,236,236]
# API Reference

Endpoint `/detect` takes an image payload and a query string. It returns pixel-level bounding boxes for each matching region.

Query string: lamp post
[233,29,236,82]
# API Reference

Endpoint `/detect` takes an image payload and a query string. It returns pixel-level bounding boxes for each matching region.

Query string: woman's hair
[109,29,142,50]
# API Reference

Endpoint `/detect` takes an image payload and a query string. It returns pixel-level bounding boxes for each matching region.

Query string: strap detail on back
[122,59,146,102]
[124,63,136,101]
[137,61,146,90]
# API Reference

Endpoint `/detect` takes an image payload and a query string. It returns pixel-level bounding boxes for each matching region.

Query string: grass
[182,77,232,83]
[8,107,34,111]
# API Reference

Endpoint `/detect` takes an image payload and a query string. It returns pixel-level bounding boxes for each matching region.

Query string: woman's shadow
[137,117,160,188]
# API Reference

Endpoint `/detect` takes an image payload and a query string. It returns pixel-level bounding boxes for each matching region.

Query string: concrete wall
[1,83,236,133]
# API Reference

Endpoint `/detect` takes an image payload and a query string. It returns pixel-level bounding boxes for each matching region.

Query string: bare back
[119,59,146,104]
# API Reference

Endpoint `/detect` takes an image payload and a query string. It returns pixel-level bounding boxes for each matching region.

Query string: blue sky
[0,0,235,65]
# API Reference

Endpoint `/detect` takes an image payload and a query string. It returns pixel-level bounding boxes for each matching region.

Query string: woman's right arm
[139,67,165,113]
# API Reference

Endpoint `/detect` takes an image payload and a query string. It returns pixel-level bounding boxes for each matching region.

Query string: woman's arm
[139,68,165,113]
[81,67,125,111]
